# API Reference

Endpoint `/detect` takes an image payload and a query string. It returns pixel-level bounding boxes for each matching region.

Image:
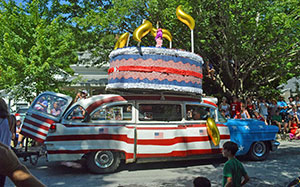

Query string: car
[21,91,279,174]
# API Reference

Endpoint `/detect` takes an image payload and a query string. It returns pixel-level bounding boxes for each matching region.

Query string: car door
[184,104,230,155]
[135,101,187,159]
[21,91,73,143]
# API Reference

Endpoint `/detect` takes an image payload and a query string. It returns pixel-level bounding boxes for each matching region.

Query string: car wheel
[248,141,269,161]
[86,151,120,174]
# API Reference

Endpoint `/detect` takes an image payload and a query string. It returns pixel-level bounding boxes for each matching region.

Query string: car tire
[248,141,270,161]
[86,150,121,174]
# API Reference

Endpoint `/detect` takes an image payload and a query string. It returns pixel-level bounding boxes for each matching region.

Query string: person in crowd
[245,97,255,118]
[219,97,230,118]
[74,89,88,102]
[8,114,16,146]
[253,97,260,113]
[0,142,45,187]
[294,95,300,113]
[193,176,211,187]
[34,96,48,113]
[289,106,300,119]
[15,115,24,148]
[253,111,268,125]
[259,98,269,120]
[287,96,295,113]
[277,96,288,126]
[230,96,241,118]
[271,110,283,133]
[222,141,250,187]
[240,104,251,119]
[288,115,300,139]
[206,61,215,80]
[0,98,12,186]
[269,99,278,120]
[51,102,62,116]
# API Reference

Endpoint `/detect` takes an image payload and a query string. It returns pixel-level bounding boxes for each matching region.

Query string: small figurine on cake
[155,28,163,48]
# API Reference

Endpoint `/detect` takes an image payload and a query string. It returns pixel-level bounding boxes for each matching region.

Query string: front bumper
[270,140,280,151]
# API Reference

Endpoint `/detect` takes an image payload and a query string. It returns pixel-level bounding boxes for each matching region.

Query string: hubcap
[94,151,114,168]
[253,142,266,157]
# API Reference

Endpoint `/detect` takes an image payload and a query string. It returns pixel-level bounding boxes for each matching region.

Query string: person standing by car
[0,98,12,186]
[222,141,250,187]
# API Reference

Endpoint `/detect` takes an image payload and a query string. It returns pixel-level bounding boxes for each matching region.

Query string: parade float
[20,6,279,174]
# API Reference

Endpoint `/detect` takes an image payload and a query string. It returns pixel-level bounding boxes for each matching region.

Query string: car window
[66,105,87,121]
[138,104,182,121]
[186,105,215,121]
[17,108,28,114]
[217,110,227,123]
[32,94,68,117]
[91,104,132,121]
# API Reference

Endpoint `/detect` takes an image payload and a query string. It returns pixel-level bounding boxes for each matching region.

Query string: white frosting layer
[109,47,204,64]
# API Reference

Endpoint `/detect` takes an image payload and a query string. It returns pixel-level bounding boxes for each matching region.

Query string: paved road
[5,140,300,187]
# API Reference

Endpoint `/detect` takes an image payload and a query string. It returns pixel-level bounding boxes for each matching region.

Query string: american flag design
[154,132,164,139]
[99,128,109,134]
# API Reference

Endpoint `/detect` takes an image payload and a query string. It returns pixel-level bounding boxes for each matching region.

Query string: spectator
[259,98,269,120]
[15,116,24,148]
[294,95,300,113]
[246,97,255,118]
[0,142,45,187]
[219,97,230,118]
[277,96,288,124]
[74,89,88,103]
[254,111,268,125]
[206,61,215,80]
[288,116,300,139]
[271,110,283,133]
[289,106,300,119]
[0,98,12,186]
[193,176,211,187]
[8,115,16,145]
[240,104,251,119]
[230,96,241,118]
[269,99,278,120]
[222,141,250,187]
[287,96,295,113]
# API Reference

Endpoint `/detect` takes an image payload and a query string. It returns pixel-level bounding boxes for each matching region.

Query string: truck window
[138,104,182,121]
[91,104,132,121]
[186,105,215,120]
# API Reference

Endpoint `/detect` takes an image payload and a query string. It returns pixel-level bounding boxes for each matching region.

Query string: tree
[0,0,77,102]
[76,0,300,98]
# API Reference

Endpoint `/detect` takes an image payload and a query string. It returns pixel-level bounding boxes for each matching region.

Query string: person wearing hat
[74,89,88,103]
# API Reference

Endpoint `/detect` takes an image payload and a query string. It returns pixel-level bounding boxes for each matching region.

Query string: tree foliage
[0,0,77,102]
[0,0,299,101]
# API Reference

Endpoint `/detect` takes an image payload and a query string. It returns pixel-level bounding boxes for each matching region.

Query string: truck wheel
[86,151,120,174]
[248,141,269,161]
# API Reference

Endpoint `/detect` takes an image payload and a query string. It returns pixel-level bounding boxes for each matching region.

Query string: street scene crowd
[219,95,300,140]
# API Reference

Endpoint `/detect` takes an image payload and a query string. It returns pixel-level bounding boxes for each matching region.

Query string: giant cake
[106,47,204,94]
